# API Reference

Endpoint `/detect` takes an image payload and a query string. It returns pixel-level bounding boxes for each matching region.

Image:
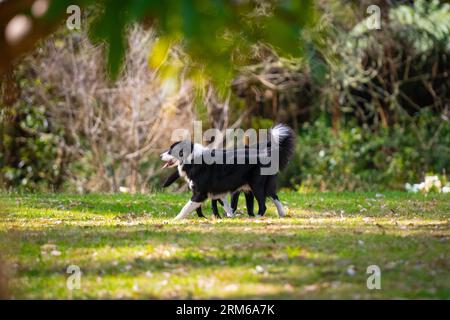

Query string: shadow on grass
[6,223,448,294]
[1,193,449,299]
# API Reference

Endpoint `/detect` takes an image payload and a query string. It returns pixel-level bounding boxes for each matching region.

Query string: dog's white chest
[177,164,186,178]
[178,164,194,190]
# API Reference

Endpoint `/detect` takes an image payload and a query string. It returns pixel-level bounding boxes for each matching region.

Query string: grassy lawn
[0,191,449,299]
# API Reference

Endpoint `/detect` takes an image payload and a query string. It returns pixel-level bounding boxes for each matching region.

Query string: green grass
[0,191,449,299]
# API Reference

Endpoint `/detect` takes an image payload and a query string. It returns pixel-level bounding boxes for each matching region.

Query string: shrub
[279,109,450,191]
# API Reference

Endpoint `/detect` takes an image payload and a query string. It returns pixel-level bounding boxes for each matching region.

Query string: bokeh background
[0,0,449,193]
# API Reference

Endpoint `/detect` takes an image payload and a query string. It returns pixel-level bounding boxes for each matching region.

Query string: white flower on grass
[405,182,422,193]
[405,176,446,193]
[424,176,441,191]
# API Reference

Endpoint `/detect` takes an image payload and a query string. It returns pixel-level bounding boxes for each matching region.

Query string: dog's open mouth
[162,160,175,169]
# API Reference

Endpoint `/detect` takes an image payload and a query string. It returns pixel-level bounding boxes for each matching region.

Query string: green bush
[0,102,64,191]
[279,110,450,191]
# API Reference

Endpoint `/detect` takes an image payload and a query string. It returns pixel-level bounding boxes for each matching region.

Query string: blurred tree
[0,0,317,85]
[329,0,450,127]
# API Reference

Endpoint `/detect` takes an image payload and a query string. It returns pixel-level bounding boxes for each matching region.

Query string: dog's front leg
[174,200,202,220]
[174,192,207,220]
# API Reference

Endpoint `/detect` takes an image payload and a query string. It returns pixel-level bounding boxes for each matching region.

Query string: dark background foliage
[0,0,449,192]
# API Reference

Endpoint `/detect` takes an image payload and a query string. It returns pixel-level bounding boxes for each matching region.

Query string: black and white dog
[160,124,295,220]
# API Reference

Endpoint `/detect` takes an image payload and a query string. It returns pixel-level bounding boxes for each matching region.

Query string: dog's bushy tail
[270,123,295,170]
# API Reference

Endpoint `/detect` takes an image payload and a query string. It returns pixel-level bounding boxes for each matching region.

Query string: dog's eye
[179,150,183,157]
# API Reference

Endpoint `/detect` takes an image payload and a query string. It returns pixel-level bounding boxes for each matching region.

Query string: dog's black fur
[160,124,295,219]
[230,191,255,216]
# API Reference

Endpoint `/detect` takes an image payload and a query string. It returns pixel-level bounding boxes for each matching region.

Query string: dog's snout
[161,150,172,162]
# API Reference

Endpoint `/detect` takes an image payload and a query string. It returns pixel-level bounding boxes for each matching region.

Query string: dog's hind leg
[254,192,267,217]
[244,192,255,216]
[265,175,285,217]
[251,180,267,217]
[270,194,285,217]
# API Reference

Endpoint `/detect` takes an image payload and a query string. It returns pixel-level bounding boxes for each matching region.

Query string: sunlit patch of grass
[0,191,449,299]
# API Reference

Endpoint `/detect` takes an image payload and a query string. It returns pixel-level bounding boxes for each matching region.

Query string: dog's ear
[162,170,180,188]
